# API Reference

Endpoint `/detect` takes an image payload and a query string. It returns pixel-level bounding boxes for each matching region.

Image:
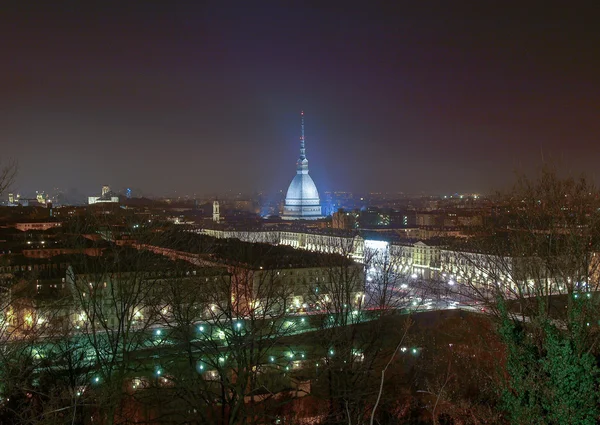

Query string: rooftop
[146,230,355,269]
[69,247,215,276]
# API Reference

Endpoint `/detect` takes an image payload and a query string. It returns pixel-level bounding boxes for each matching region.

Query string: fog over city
[2,2,599,196]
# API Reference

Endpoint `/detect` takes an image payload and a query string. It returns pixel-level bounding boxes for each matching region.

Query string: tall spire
[296,110,309,174]
[300,110,306,160]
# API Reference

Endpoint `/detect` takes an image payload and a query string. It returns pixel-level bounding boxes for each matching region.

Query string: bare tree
[0,158,17,198]
[133,228,316,424]
[302,237,416,424]
[0,252,85,424]
[446,166,600,424]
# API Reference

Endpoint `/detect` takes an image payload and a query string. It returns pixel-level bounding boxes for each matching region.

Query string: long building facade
[199,228,532,290]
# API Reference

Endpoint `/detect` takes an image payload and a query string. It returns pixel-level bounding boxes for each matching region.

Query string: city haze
[2,1,599,196]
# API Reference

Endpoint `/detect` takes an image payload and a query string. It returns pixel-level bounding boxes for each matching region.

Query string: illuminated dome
[282,112,323,220]
[285,173,320,202]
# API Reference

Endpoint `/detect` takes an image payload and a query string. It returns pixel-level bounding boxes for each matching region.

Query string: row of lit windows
[0,263,66,272]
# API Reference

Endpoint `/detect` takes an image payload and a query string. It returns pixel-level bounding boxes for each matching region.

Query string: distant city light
[364,240,389,250]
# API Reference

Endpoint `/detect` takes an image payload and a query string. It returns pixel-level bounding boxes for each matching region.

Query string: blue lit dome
[285,173,320,203]
[282,112,323,220]
[283,173,322,219]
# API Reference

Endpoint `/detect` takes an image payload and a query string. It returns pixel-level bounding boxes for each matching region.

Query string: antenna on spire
[300,110,306,160]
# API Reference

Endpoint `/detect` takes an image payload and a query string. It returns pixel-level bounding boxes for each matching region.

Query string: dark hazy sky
[1,1,599,197]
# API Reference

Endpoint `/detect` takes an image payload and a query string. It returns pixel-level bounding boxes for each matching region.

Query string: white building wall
[199,228,521,289]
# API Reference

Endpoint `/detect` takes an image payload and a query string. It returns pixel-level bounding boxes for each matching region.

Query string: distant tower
[102,185,110,196]
[8,193,14,204]
[282,111,323,220]
[213,200,220,223]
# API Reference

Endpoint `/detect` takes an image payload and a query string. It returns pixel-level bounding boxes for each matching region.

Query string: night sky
[2,1,599,197]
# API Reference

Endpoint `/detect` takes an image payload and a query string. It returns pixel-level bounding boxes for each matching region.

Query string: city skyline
[2,2,599,196]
